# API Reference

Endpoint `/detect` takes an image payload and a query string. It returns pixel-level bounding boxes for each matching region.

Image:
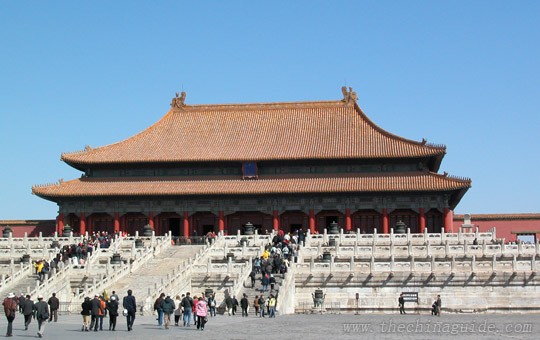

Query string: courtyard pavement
[2,312,539,339]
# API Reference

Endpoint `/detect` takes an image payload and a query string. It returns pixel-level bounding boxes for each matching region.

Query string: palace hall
[32,87,471,237]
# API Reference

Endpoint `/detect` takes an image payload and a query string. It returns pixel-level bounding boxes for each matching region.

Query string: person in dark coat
[81,297,92,331]
[21,294,35,330]
[47,293,60,322]
[398,293,406,315]
[240,294,249,317]
[224,295,233,316]
[33,295,49,338]
[3,292,17,337]
[123,289,136,331]
[107,296,119,331]
[232,296,238,315]
[160,295,175,329]
[89,294,102,331]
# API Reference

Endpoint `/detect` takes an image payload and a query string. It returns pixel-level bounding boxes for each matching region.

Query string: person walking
[47,293,60,322]
[207,294,216,317]
[173,295,182,326]
[21,294,34,330]
[232,295,238,315]
[3,292,17,337]
[258,295,266,317]
[123,289,136,331]
[33,295,49,338]
[89,294,102,332]
[181,292,193,326]
[107,296,119,331]
[240,294,249,317]
[268,294,276,318]
[195,296,208,330]
[81,297,92,331]
[253,295,260,316]
[154,293,165,327]
[436,295,442,317]
[160,295,175,329]
[249,269,256,288]
[224,294,233,316]
[398,293,406,315]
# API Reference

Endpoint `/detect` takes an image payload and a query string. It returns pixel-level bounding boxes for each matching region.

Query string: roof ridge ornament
[171,91,187,108]
[341,86,357,105]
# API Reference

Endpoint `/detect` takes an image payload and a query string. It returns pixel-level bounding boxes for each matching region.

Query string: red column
[218,211,225,232]
[155,216,160,235]
[86,214,92,234]
[345,209,352,232]
[272,210,279,231]
[79,212,86,236]
[114,212,120,234]
[183,211,190,237]
[382,208,389,234]
[309,209,315,234]
[444,208,453,233]
[419,208,426,233]
[120,215,126,234]
[56,213,64,234]
[148,211,154,229]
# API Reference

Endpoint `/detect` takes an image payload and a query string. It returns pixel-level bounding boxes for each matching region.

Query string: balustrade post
[390,255,394,272]
[431,255,436,273]
[492,254,497,272]
[329,255,334,273]
[310,257,314,271]
[512,255,517,272]
[349,256,354,272]
[370,256,375,274]
[471,255,476,273]
[410,256,415,272]
[23,232,28,248]
[531,256,536,271]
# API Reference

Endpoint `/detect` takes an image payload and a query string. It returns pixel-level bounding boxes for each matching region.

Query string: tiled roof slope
[61,100,446,168]
[32,172,469,199]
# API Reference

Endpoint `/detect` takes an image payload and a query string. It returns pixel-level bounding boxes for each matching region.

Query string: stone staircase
[234,269,284,313]
[2,272,41,296]
[108,245,204,309]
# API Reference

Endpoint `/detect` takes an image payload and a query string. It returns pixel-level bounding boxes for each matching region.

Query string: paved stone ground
[2,312,539,339]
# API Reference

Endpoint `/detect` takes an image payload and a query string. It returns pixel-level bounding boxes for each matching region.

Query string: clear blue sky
[1,1,539,220]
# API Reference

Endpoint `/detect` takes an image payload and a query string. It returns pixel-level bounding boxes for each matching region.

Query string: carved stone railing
[300,241,540,260]
[305,227,497,247]
[295,254,539,274]
[276,261,296,315]
[0,262,33,292]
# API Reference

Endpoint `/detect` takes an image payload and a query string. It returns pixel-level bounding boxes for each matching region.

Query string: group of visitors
[3,292,53,337]
[152,291,209,331]
[80,289,132,332]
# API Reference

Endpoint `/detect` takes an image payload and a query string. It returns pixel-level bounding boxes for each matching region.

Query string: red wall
[0,220,56,237]
[453,214,540,243]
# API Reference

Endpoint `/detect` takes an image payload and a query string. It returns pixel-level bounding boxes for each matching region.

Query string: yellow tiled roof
[61,100,445,167]
[32,172,470,199]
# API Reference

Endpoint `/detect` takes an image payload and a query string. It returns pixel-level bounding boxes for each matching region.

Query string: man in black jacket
[47,293,60,322]
[240,294,249,317]
[123,290,136,331]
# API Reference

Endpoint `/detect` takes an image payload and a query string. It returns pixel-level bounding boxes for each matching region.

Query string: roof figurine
[341,86,358,104]
[171,91,187,108]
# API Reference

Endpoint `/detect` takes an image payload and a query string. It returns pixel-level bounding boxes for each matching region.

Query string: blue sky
[1,1,539,219]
